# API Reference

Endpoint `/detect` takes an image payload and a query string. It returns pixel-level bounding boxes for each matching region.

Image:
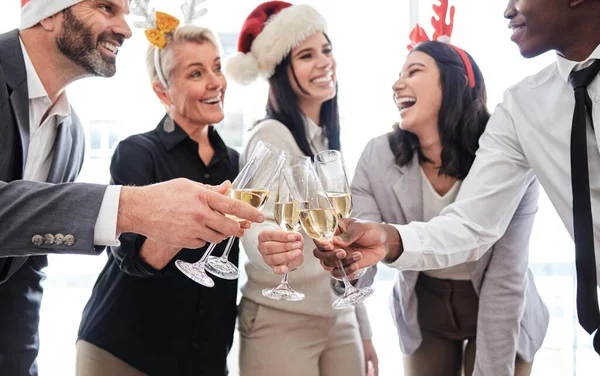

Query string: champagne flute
[314,150,374,309]
[176,141,284,286]
[315,150,365,280]
[262,155,311,301]
[284,163,369,309]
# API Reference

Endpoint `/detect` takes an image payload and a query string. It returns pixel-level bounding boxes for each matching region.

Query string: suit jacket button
[32,235,44,246]
[44,233,55,245]
[54,234,64,245]
[64,234,75,246]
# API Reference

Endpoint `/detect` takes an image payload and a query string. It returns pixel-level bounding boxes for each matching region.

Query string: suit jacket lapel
[0,29,29,281]
[391,155,424,223]
[9,80,30,167]
[0,29,30,173]
[47,116,73,184]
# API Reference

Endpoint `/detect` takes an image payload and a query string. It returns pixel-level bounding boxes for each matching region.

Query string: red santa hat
[225,1,327,85]
[20,0,85,30]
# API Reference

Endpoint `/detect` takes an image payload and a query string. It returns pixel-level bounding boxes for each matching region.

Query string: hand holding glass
[314,150,374,309]
[284,163,371,309]
[262,155,311,301]
[176,141,284,286]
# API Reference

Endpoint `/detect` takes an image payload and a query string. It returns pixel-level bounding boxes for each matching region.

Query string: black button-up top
[78,117,240,375]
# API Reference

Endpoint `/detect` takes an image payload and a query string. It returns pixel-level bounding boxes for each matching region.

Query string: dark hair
[263,34,340,159]
[388,41,490,179]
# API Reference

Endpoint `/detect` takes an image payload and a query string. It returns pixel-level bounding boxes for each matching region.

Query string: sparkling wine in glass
[284,162,372,309]
[175,141,284,286]
[262,156,311,301]
[314,150,374,309]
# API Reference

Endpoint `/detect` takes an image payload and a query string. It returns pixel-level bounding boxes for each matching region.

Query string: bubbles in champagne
[298,208,338,241]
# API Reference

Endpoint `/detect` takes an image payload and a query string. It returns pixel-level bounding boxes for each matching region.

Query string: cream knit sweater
[239,118,372,339]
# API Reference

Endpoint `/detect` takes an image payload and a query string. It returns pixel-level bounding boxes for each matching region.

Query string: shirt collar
[304,115,323,142]
[556,43,600,82]
[157,115,230,163]
[53,92,71,119]
[158,115,188,151]
[19,37,71,119]
[19,37,48,100]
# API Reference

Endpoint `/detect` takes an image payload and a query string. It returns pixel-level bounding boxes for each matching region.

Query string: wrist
[139,238,179,270]
[382,224,402,263]
[116,186,147,235]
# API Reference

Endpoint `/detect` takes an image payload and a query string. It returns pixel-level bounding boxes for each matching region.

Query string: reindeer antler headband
[131,0,208,88]
[408,0,475,89]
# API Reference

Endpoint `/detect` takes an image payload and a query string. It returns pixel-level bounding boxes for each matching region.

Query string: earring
[163,105,175,133]
[163,114,175,133]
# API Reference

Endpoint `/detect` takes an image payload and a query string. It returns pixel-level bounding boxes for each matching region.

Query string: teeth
[312,75,332,84]
[396,96,416,110]
[201,96,221,104]
[395,97,416,105]
[100,41,119,54]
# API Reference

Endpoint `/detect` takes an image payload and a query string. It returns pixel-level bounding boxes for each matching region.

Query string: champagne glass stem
[199,242,218,263]
[281,272,289,285]
[218,236,236,261]
[336,259,357,291]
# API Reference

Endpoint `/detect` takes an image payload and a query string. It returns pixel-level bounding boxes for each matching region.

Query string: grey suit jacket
[0,28,110,375]
[0,29,107,273]
[352,134,549,376]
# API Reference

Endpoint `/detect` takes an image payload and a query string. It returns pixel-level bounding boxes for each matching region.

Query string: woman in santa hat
[225,2,378,375]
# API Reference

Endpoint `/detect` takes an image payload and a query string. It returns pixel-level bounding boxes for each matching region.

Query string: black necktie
[568,58,600,354]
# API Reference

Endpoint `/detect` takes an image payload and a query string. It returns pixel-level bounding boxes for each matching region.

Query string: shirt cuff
[385,224,423,270]
[93,185,121,246]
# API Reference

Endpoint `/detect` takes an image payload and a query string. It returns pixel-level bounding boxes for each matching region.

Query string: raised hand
[257,229,304,274]
[117,178,265,250]
[313,218,401,279]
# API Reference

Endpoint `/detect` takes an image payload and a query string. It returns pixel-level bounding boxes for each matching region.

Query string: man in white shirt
[310,0,600,354]
[0,1,264,374]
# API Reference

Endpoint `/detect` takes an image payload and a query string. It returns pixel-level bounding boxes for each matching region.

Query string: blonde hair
[146,25,221,87]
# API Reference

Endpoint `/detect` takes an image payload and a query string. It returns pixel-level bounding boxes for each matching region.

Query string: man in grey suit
[0,1,264,374]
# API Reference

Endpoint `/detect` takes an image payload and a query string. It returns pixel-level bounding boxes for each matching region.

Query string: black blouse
[78,116,240,375]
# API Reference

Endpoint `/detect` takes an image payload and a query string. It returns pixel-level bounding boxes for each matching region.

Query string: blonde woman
[77,20,240,376]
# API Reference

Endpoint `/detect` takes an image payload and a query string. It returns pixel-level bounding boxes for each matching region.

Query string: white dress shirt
[19,38,120,246]
[391,44,600,285]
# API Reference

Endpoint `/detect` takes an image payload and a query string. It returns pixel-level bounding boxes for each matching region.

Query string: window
[86,120,121,159]
[89,129,102,152]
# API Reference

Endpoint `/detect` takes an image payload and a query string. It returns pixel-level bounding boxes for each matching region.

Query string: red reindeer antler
[407,24,430,51]
[431,0,455,42]
[405,0,474,88]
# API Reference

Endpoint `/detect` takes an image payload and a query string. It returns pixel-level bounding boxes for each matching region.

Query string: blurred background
[1,0,597,374]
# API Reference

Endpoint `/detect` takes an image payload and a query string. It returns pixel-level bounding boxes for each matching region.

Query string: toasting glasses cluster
[176,142,374,309]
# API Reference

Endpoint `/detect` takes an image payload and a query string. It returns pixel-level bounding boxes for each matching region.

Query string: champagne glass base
[332,286,374,310]
[175,260,215,288]
[262,283,305,301]
[206,256,239,280]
